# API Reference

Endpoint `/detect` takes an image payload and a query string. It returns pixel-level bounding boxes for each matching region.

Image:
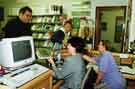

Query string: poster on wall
[101,22,107,31]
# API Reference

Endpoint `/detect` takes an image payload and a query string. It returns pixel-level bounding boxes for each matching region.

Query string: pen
[11,68,30,77]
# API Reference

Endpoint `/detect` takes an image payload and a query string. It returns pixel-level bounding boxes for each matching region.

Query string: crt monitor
[0,36,35,68]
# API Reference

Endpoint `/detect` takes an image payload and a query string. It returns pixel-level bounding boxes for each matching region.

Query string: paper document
[119,66,135,74]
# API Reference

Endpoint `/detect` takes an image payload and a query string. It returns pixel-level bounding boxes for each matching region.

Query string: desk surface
[123,73,135,80]
[119,66,135,80]
[0,85,10,89]
[0,70,53,89]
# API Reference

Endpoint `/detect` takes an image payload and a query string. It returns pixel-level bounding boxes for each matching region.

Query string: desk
[0,85,10,89]
[0,70,53,89]
[19,70,53,89]
[119,66,135,80]
[123,73,135,80]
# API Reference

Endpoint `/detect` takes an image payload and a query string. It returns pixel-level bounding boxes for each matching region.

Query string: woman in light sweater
[48,37,86,89]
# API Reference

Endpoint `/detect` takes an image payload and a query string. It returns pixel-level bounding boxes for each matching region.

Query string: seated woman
[48,37,86,89]
[83,40,126,89]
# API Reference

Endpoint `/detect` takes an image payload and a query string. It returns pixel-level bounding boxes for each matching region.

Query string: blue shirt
[96,51,125,89]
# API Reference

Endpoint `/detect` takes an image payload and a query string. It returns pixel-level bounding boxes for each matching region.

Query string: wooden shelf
[32,30,47,33]
[31,15,61,58]
[35,46,52,48]
[8,14,61,17]
[31,22,60,25]
[34,38,49,41]
[32,14,61,17]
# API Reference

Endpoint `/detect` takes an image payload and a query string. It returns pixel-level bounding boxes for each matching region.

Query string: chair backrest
[81,66,97,89]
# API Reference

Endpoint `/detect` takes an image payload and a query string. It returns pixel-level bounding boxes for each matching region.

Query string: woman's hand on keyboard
[48,57,55,65]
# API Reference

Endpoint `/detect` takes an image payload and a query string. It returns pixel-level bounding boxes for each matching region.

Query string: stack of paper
[119,66,135,74]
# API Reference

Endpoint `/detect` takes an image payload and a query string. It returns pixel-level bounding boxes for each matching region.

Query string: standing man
[3,6,32,38]
[59,15,67,25]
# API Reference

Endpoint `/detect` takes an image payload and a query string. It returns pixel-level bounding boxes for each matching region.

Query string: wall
[101,9,124,42]
[129,0,135,42]
[91,0,128,25]
[101,9,124,52]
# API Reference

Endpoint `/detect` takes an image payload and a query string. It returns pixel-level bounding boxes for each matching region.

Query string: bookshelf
[71,1,91,18]
[31,14,61,59]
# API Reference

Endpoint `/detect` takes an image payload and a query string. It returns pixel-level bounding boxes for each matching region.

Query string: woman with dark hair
[48,37,86,89]
[83,40,126,89]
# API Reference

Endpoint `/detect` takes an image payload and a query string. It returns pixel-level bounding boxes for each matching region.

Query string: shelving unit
[71,1,95,49]
[71,1,91,18]
[31,14,61,59]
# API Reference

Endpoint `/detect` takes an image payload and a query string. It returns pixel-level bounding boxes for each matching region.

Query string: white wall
[129,0,135,42]
[90,0,128,25]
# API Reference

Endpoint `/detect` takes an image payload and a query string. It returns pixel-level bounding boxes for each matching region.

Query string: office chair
[81,66,97,89]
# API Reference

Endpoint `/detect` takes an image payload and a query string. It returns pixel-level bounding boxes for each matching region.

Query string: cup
[0,65,5,74]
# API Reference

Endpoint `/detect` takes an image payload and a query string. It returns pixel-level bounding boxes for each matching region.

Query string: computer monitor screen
[12,40,32,62]
[0,36,35,68]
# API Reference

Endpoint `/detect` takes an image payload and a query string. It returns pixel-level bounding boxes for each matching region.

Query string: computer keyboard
[0,64,49,88]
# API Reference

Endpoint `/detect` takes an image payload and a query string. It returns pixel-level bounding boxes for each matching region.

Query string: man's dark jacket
[3,17,32,38]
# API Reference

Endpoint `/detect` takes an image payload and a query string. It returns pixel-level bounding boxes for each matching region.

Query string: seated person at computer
[48,37,86,89]
[3,6,32,38]
[83,40,126,89]
[51,20,72,48]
